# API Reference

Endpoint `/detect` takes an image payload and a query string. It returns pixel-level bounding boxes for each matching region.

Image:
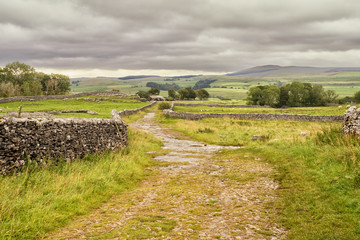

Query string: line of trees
[247,82,339,107]
[0,62,70,97]
[168,87,209,100]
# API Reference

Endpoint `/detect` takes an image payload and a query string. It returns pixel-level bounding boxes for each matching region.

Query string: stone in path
[46,112,287,239]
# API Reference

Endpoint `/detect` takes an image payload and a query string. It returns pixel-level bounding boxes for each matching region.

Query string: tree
[0,62,71,97]
[247,82,327,108]
[324,90,338,103]
[195,89,209,100]
[177,87,196,100]
[168,89,177,100]
[136,90,150,99]
[3,62,35,86]
[148,88,160,95]
[193,79,216,90]
[178,88,189,100]
[246,86,263,105]
[354,91,360,103]
[246,85,279,107]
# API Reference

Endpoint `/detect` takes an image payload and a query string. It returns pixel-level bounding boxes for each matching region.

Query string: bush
[158,102,171,110]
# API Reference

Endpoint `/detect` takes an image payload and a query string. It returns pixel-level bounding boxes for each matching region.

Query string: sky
[0,0,360,77]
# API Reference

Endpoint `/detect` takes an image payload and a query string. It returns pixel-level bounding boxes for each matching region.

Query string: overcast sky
[1,0,360,77]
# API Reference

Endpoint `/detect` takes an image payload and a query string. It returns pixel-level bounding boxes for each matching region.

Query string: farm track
[47,112,287,239]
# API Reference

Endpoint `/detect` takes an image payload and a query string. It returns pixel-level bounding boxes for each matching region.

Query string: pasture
[70,71,360,100]
[0,95,148,119]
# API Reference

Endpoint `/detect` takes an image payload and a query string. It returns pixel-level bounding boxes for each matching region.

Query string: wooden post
[18,106,22,118]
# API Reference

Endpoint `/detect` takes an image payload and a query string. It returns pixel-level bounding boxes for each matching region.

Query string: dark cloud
[0,0,360,76]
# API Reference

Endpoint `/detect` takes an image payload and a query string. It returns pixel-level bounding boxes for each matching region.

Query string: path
[47,112,287,239]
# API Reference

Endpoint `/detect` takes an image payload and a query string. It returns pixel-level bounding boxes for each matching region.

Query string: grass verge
[159,114,360,239]
[0,128,162,240]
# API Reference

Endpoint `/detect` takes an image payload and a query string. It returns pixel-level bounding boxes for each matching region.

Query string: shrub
[158,102,171,110]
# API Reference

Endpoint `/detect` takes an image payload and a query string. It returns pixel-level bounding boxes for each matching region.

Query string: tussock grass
[159,115,360,239]
[0,129,162,240]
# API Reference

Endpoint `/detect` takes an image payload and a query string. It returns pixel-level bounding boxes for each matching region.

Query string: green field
[0,96,148,119]
[71,71,360,100]
[174,105,353,115]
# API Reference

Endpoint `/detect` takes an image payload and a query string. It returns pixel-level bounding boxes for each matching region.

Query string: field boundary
[118,101,157,116]
[0,91,130,103]
[164,108,344,122]
[0,111,129,175]
[173,102,270,108]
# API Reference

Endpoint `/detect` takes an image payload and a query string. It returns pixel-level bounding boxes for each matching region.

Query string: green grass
[173,105,352,116]
[177,98,247,105]
[70,72,360,100]
[159,114,360,239]
[0,96,149,119]
[0,129,163,240]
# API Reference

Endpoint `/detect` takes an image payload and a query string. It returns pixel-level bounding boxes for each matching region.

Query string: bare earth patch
[46,113,287,239]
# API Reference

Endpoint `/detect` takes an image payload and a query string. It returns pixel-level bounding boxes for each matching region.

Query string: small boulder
[300,132,309,137]
[251,135,263,141]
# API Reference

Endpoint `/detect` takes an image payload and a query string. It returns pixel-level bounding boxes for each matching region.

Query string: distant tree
[148,88,160,95]
[324,90,339,103]
[247,85,279,107]
[168,89,177,100]
[136,90,150,99]
[0,67,5,82]
[247,82,327,108]
[354,91,360,103]
[193,79,216,90]
[246,86,264,105]
[0,62,70,97]
[3,62,36,86]
[278,86,289,107]
[0,82,19,97]
[177,88,189,100]
[338,96,353,104]
[195,89,209,100]
[178,87,196,100]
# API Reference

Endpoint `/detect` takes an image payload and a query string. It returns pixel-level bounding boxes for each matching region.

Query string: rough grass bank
[0,129,162,240]
[159,115,360,239]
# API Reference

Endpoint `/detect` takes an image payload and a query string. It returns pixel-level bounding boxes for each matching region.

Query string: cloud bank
[1,0,359,76]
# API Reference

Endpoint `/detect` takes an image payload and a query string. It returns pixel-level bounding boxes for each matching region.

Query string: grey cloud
[0,0,360,74]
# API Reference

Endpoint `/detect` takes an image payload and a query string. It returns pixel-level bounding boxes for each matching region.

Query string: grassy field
[71,71,360,100]
[158,114,360,239]
[174,105,353,116]
[0,96,148,119]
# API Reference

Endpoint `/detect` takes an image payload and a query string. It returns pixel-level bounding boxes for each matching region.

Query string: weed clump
[196,127,214,133]
[158,102,171,110]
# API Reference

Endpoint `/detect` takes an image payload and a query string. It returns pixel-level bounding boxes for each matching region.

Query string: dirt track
[47,112,287,239]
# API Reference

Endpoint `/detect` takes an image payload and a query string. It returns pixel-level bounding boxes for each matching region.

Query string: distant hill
[227,65,360,77]
[118,75,160,80]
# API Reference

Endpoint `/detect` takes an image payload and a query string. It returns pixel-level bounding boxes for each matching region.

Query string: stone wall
[343,106,360,134]
[163,109,344,122]
[0,91,129,103]
[0,115,128,175]
[173,103,270,108]
[118,101,157,116]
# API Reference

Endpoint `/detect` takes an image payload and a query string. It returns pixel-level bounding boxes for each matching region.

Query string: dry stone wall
[173,103,270,108]
[118,101,157,116]
[164,109,344,122]
[343,106,360,134]
[0,91,128,103]
[0,115,128,175]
